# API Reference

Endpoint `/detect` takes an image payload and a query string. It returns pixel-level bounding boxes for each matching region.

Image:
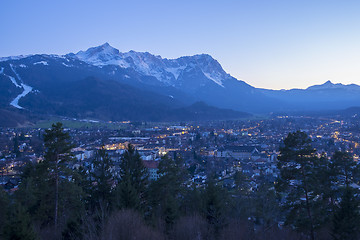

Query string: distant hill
[260,80,360,112]
[335,106,360,117]
[169,102,251,121]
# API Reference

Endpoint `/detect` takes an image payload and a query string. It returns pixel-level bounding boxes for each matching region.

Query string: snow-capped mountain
[73,43,230,88]
[0,48,252,124]
[69,43,268,112]
[1,42,360,125]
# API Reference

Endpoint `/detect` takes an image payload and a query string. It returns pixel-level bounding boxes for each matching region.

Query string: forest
[0,123,359,240]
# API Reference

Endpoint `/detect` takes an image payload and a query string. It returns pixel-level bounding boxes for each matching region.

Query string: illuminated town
[2,114,360,189]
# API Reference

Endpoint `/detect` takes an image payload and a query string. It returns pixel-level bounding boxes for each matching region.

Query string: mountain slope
[73,43,230,88]
[1,43,360,121]
[71,43,284,112]
[0,55,252,124]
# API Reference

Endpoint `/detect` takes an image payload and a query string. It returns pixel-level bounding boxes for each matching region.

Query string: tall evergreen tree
[234,170,250,195]
[2,203,38,240]
[115,144,148,210]
[149,154,188,232]
[330,151,360,188]
[14,159,50,227]
[15,154,85,240]
[232,170,254,218]
[332,187,360,240]
[276,131,325,240]
[181,183,205,218]
[320,151,360,216]
[253,182,280,229]
[89,147,114,209]
[43,122,74,229]
[203,176,227,239]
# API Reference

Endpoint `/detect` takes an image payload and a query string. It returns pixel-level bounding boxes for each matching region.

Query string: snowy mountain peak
[73,44,231,88]
[100,42,111,47]
[75,42,123,66]
[90,42,117,52]
[187,54,229,87]
[0,43,233,89]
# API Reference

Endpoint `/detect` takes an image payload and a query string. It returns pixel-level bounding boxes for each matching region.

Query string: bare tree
[171,214,211,240]
[102,209,164,240]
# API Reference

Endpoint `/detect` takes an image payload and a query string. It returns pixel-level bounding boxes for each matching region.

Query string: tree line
[0,124,359,240]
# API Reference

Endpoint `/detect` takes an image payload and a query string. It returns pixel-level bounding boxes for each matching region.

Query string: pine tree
[13,159,51,227]
[182,184,204,216]
[332,187,360,240]
[149,154,188,232]
[117,175,140,209]
[43,122,74,229]
[90,147,114,209]
[234,170,250,194]
[276,131,324,240]
[2,203,38,240]
[115,144,148,210]
[14,176,37,217]
[253,182,279,229]
[330,151,360,188]
[203,176,226,239]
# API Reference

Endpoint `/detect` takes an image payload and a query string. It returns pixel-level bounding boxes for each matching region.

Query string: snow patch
[0,55,31,62]
[9,64,34,109]
[166,66,186,80]
[1,66,22,87]
[10,64,22,80]
[10,84,33,109]
[202,71,224,88]
[5,65,22,88]
[19,64,27,68]
[50,54,66,59]
[124,74,130,78]
[62,62,71,67]
[8,75,22,88]
[34,61,49,65]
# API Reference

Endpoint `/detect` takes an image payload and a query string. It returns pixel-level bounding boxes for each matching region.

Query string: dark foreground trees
[277,131,360,240]
[148,154,188,232]
[115,144,148,210]
[276,131,321,240]
[4,124,360,240]
[1,123,84,239]
[43,122,76,229]
[332,187,360,240]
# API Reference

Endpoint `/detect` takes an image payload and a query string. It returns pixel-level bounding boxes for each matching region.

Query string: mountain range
[1,43,360,126]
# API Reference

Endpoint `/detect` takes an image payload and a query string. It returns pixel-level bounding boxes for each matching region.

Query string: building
[142,160,160,181]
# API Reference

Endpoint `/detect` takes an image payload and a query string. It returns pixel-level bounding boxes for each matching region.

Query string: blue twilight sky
[1,0,360,90]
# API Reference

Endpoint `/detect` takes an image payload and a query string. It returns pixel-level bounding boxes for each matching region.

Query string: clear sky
[1,0,360,90]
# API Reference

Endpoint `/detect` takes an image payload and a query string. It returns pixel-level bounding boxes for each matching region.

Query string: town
[1,114,359,192]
